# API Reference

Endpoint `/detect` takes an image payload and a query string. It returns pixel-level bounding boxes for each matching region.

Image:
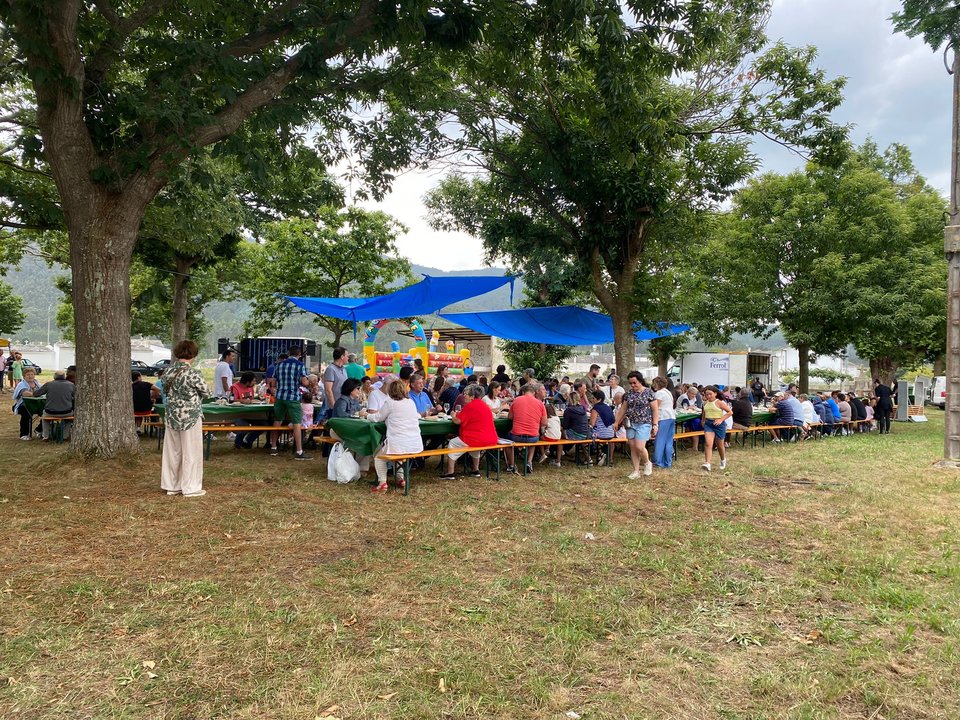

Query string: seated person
[151,368,166,403]
[826,392,842,434]
[438,376,461,412]
[799,393,818,426]
[34,371,76,441]
[440,383,498,480]
[539,403,563,466]
[332,378,365,418]
[483,381,504,413]
[836,392,852,433]
[408,375,440,417]
[229,371,263,449]
[131,371,155,430]
[504,381,547,474]
[366,379,423,492]
[588,390,616,439]
[366,376,392,413]
[731,389,754,430]
[770,391,798,441]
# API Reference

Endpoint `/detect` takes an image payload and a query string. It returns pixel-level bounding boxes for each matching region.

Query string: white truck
[667,351,778,389]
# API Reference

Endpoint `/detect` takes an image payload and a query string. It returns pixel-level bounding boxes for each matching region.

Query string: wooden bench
[377,436,623,495]
[42,415,74,443]
[198,423,326,459]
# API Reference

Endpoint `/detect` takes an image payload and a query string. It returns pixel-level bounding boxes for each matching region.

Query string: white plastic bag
[334,446,361,484]
[327,441,344,481]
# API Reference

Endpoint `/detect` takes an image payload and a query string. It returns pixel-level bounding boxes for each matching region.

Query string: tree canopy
[241,207,413,347]
[427,0,846,373]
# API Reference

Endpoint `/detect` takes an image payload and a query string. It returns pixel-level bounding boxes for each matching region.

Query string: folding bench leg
[404,459,411,496]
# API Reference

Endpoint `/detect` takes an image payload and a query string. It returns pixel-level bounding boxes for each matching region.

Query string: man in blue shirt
[409,375,439,417]
[269,346,311,459]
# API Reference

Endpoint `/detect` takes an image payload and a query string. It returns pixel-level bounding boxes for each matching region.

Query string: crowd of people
[6,339,905,497]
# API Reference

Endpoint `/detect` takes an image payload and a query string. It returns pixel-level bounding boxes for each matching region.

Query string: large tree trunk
[869,357,898,386]
[68,198,145,456]
[657,353,669,378]
[171,257,194,343]
[610,305,636,379]
[797,344,810,394]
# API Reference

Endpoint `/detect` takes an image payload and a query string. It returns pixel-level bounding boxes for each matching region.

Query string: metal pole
[942,45,960,466]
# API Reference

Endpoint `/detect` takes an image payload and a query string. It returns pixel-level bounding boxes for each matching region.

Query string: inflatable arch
[362,320,473,377]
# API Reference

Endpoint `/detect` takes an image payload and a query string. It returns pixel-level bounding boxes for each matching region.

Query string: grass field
[2,404,959,719]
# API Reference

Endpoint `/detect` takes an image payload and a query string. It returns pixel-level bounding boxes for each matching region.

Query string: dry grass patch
[1,411,959,719]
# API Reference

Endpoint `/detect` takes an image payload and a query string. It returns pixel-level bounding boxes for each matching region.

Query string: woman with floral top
[161,340,209,497]
[612,371,660,480]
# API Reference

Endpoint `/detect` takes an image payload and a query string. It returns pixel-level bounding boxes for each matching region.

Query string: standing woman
[161,340,209,497]
[701,385,732,472]
[873,378,894,434]
[651,377,676,469]
[613,371,659,479]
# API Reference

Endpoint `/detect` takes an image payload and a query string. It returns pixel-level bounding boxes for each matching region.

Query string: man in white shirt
[214,349,236,398]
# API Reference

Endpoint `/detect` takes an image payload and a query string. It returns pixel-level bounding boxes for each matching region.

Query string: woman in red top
[440,384,498,479]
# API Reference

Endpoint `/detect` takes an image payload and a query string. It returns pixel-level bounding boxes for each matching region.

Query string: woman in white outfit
[366,380,423,493]
[161,340,209,497]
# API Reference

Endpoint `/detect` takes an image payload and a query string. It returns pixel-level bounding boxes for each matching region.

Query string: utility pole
[943,45,960,467]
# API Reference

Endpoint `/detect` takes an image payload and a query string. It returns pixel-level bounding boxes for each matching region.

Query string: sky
[351,0,953,272]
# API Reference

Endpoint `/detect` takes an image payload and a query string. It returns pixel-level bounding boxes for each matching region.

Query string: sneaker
[772,438,782,444]
[538,453,550,464]
[719,459,727,470]
[19,435,31,441]
[506,466,519,475]
[701,462,712,472]
[269,446,279,456]
[551,461,562,468]
[294,451,312,460]
[438,473,457,480]
[644,461,653,477]
[183,490,206,497]
[227,432,237,440]
[166,490,181,496]
[628,470,641,480]
[468,470,482,478]
[525,464,534,475]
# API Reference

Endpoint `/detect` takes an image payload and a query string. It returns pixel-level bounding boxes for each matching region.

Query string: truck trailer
[667,351,777,389]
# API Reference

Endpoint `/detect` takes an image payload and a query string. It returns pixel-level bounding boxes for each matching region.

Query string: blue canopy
[439,306,689,345]
[284,275,516,323]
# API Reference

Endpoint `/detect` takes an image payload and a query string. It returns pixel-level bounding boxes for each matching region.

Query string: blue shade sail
[439,306,689,345]
[283,275,516,323]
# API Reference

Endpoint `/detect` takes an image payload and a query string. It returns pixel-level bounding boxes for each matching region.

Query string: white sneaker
[719,459,727,470]
[20,435,31,441]
[772,438,782,443]
[182,490,206,497]
[166,490,181,496]
[643,461,653,476]
[551,461,562,468]
[628,470,641,480]
[701,462,712,472]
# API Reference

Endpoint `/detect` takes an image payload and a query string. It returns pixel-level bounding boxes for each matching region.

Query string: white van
[931,376,947,410]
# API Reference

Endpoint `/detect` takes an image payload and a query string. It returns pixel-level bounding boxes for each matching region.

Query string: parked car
[20,358,43,375]
[150,358,173,374]
[131,359,157,377]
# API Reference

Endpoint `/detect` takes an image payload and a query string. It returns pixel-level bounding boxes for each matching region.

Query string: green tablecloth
[327,416,514,456]
[155,402,276,423]
[675,409,775,426]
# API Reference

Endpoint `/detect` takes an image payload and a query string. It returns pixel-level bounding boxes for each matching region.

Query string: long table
[326,416,514,456]
[154,402,277,423]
